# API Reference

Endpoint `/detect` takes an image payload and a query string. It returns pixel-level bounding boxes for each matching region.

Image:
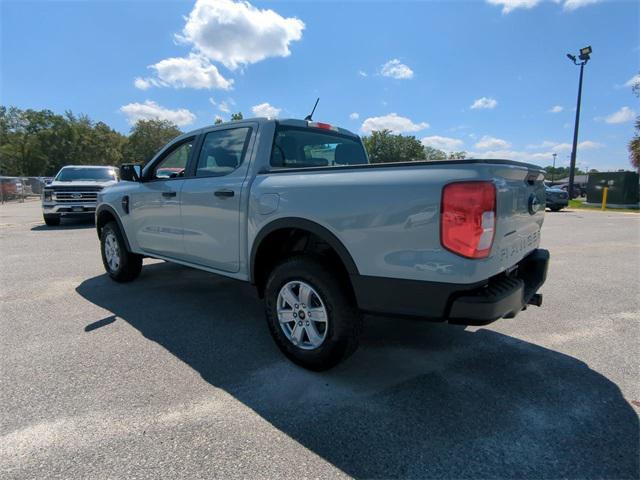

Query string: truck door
[179,126,254,272]
[129,137,195,259]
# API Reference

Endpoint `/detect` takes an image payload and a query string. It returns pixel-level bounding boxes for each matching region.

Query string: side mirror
[120,164,142,182]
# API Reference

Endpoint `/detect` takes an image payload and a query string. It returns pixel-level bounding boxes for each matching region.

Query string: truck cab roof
[183,118,360,140]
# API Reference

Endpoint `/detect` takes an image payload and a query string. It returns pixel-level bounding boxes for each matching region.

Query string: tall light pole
[552,153,557,182]
[566,46,592,199]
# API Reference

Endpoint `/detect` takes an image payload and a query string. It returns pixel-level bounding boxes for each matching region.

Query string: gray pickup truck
[42,165,118,226]
[96,118,549,370]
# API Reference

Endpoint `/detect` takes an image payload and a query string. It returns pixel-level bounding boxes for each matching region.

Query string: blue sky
[1,0,638,170]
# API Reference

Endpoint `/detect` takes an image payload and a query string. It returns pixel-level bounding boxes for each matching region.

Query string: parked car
[544,183,569,211]
[96,118,549,370]
[42,165,118,226]
[0,177,20,200]
[557,183,583,198]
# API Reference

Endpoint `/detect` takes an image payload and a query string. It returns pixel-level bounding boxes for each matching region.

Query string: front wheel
[100,221,142,282]
[264,255,362,371]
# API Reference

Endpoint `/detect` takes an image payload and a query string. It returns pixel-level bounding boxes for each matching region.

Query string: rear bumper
[352,249,549,325]
[547,199,569,208]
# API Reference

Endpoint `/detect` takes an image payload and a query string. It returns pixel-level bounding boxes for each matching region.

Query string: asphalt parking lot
[1,200,639,479]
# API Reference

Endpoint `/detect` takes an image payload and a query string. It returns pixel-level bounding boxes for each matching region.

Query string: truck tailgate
[491,163,545,270]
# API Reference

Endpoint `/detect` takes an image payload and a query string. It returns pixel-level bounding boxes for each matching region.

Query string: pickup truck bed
[96,118,549,370]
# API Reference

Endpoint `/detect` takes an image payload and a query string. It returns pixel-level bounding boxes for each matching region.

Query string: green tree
[122,119,182,164]
[230,112,244,121]
[423,146,448,161]
[214,117,224,125]
[90,121,126,166]
[0,107,60,176]
[0,106,128,175]
[448,151,467,160]
[362,129,426,163]
[543,165,586,180]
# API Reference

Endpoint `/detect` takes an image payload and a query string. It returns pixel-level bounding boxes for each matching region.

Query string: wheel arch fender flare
[96,204,132,252]
[250,217,359,283]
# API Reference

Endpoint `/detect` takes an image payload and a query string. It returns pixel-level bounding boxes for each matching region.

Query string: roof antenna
[304,97,320,121]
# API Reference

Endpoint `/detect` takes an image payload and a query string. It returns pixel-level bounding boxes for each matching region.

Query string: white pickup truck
[42,165,118,226]
[95,118,549,370]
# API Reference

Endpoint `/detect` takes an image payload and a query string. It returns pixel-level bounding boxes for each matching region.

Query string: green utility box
[586,172,639,208]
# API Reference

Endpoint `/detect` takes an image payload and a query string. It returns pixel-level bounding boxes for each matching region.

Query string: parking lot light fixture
[566,46,592,199]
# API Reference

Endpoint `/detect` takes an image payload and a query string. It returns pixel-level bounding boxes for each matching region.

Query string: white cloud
[548,105,564,113]
[486,0,540,14]
[624,74,640,88]
[133,77,154,90]
[548,141,603,152]
[468,139,605,165]
[486,0,599,13]
[380,59,414,80]
[358,70,368,77]
[550,143,572,152]
[578,140,604,150]
[603,106,636,124]
[120,100,196,126]
[527,140,603,152]
[475,135,511,150]
[470,97,498,110]
[209,97,235,113]
[562,0,600,11]
[251,102,281,119]
[421,136,464,151]
[176,0,304,70]
[349,112,360,120]
[527,140,560,149]
[136,54,233,90]
[360,113,429,134]
[468,149,551,163]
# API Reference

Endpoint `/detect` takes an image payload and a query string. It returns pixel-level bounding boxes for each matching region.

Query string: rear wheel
[43,214,60,226]
[264,255,362,371]
[100,221,142,282]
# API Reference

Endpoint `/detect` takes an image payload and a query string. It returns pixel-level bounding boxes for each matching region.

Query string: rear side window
[270,127,368,169]
[195,127,252,177]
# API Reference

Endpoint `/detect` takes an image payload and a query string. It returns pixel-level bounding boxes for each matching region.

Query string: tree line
[5,104,623,178]
[0,106,468,177]
[0,106,182,177]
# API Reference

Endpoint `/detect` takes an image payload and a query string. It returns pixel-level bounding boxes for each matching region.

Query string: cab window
[151,138,194,180]
[270,127,368,169]
[195,127,252,177]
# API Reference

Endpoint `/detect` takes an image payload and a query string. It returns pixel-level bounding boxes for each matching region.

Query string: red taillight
[441,181,496,259]
[307,121,337,131]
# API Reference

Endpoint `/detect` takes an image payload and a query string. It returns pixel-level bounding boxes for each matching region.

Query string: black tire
[100,221,142,282]
[43,214,60,226]
[550,206,561,212]
[264,255,363,371]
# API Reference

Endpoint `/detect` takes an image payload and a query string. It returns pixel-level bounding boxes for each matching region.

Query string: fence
[0,176,49,204]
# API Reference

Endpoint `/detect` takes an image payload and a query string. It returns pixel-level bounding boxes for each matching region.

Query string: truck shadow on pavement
[31,218,95,231]
[76,262,639,480]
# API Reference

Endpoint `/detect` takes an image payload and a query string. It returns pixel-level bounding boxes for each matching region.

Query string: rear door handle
[214,189,235,198]
[162,191,177,198]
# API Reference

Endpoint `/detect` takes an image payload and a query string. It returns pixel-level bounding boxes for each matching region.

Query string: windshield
[55,167,117,182]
